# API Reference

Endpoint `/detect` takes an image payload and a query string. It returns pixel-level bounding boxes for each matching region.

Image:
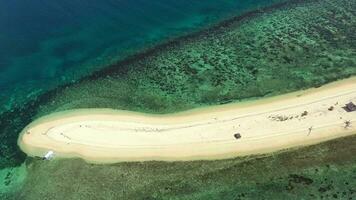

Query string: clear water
[0,0,283,112]
[1,0,355,199]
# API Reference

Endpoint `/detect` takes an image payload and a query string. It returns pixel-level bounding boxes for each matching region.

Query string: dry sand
[18,77,356,163]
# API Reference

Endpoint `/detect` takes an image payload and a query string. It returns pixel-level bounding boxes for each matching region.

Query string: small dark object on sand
[301,111,308,117]
[344,120,351,129]
[328,106,334,111]
[234,133,242,139]
[343,102,356,112]
[308,126,313,135]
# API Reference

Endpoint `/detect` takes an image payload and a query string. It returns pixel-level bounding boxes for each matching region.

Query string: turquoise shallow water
[0,0,289,172]
[1,0,355,198]
[0,0,284,113]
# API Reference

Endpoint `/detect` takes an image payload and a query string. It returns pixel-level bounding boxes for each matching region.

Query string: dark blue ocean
[0,0,282,112]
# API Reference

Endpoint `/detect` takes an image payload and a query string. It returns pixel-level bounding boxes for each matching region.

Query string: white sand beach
[18,77,356,163]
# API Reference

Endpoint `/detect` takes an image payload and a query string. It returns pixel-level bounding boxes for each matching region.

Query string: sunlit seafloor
[0,0,355,199]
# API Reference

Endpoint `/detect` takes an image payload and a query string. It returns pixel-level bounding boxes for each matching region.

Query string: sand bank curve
[18,77,356,163]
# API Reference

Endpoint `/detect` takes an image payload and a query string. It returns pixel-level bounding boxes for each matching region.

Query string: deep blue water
[0,0,283,112]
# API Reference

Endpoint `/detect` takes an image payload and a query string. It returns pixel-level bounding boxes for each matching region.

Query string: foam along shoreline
[18,77,356,163]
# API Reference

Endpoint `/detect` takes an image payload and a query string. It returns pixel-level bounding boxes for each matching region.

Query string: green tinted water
[0,0,355,198]
[5,135,356,200]
[0,0,287,114]
[37,0,356,116]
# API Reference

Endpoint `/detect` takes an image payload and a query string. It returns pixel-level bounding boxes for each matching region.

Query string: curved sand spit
[19,78,356,163]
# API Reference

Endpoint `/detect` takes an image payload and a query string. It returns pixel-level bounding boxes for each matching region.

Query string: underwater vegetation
[3,134,356,199]
[0,0,288,114]
[36,0,356,115]
[0,0,290,169]
[1,0,356,170]
[0,0,355,198]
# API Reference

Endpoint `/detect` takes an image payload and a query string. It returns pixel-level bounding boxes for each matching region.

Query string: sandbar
[18,77,356,163]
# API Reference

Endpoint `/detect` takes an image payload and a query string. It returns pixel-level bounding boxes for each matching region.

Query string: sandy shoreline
[18,77,356,163]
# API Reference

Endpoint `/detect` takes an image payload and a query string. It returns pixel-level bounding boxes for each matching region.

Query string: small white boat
[43,151,54,160]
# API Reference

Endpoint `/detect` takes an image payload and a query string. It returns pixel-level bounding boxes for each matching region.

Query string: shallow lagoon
[0,0,355,199]
[0,0,285,113]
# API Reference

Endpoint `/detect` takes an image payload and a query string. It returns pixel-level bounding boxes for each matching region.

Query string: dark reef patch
[0,5,356,199]
[83,0,311,81]
[9,135,356,200]
[1,0,356,199]
[0,0,355,178]
[36,0,356,114]
[0,0,318,169]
